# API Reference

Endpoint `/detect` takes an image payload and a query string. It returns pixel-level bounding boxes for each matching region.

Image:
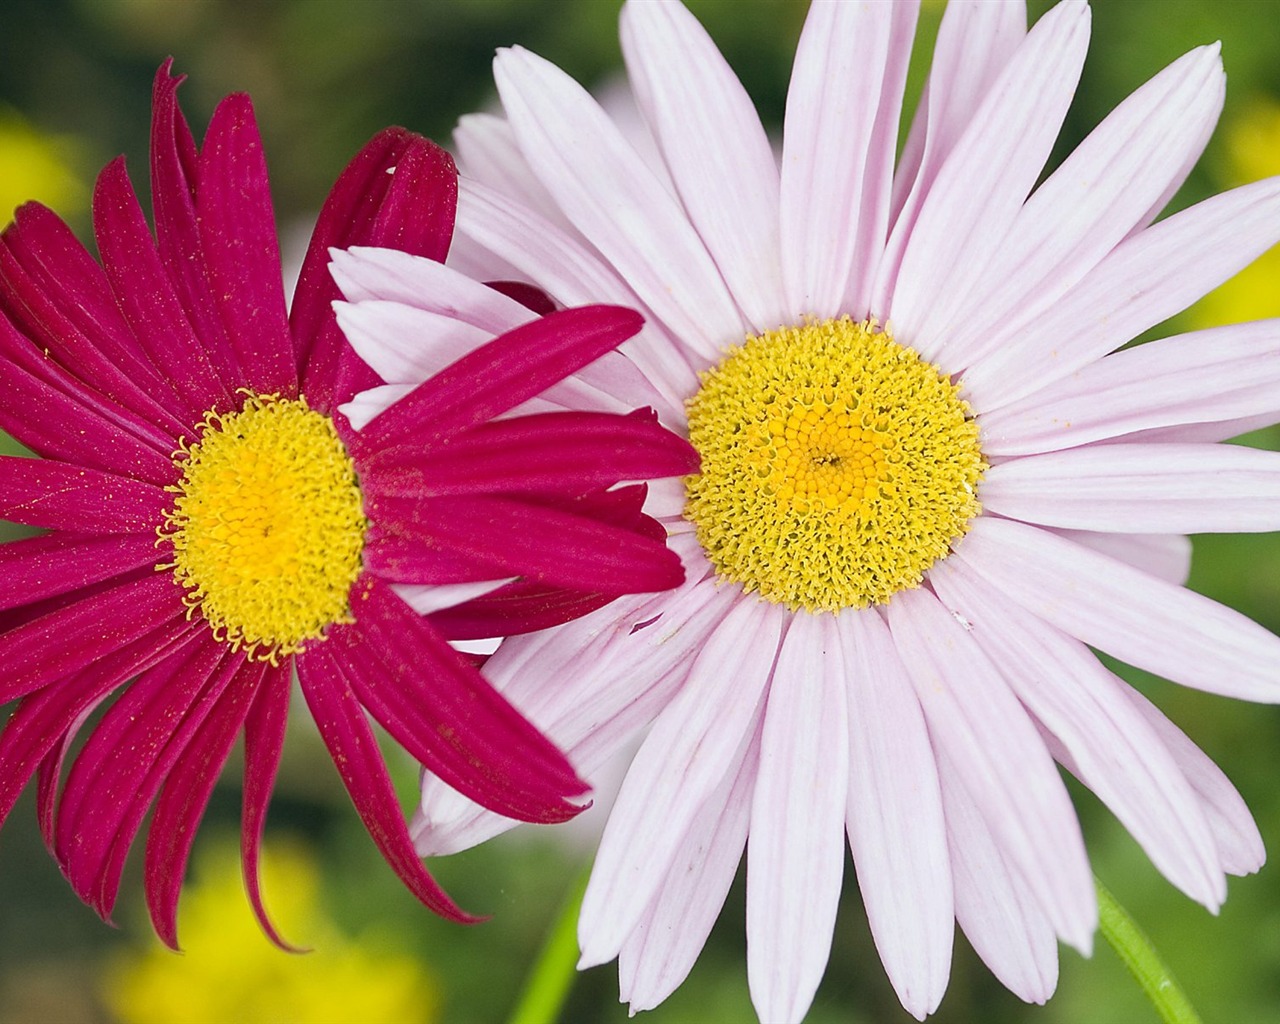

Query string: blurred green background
[2,0,1280,1021]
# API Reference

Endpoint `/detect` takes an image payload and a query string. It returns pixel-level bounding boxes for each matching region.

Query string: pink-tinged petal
[621,0,785,332]
[931,558,1225,908]
[494,46,743,359]
[0,532,161,613]
[145,656,265,948]
[979,320,1280,456]
[334,297,494,385]
[393,579,510,618]
[454,113,581,235]
[981,443,1280,534]
[890,1,1091,362]
[885,586,1095,953]
[0,571,184,703]
[240,659,299,950]
[341,575,587,820]
[0,211,187,438]
[616,717,761,1013]
[1118,412,1280,448]
[746,613,849,1024]
[1048,530,1191,586]
[940,755,1059,1005]
[149,62,243,394]
[93,157,233,418]
[781,0,917,320]
[297,132,457,409]
[878,0,1026,309]
[363,409,696,499]
[1119,685,1264,876]
[295,645,474,923]
[954,517,1280,703]
[413,566,729,856]
[456,179,697,419]
[0,615,200,830]
[351,305,646,454]
[339,383,413,432]
[579,599,784,964]
[0,455,171,533]
[0,315,181,484]
[839,609,953,1020]
[365,492,683,594]
[57,635,235,918]
[964,175,1280,412]
[195,93,297,397]
[943,45,1225,369]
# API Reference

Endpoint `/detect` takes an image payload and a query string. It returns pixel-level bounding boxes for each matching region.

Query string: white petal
[885,587,1095,953]
[494,46,744,358]
[1120,685,1265,876]
[954,516,1280,703]
[1047,530,1191,586]
[334,298,492,384]
[942,45,1225,369]
[780,0,915,320]
[578,598,785,965]
[963,175,1280,412]
[931,558,1225,908]
[981,443,1280,533]
[746,613,849,1024]
[616,714,761,1013]
[878,0,1026,309]
[457,178,698,419]
[339,383,413,431]
[939,755,1060,1005]
[889,1,1091,362]
[840,609,953,1020]
[454,112,580,233]
[621,0,786,332]
[979,320,1280,456]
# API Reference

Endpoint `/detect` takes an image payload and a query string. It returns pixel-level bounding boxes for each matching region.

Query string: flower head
[0,61,696,947]
[339,1,1280,1020]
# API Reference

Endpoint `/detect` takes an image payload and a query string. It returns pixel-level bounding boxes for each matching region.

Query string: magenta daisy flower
[0,62,696,947]
[337,1,1280,1019]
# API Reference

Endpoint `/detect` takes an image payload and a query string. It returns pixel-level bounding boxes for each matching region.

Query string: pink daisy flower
[0,62,696,947]
[336,1,1280,1019]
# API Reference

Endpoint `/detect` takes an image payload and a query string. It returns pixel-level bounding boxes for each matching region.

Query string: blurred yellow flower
[102,838,440,1024]
[0,109,86,225]
[1189,94,1280,327]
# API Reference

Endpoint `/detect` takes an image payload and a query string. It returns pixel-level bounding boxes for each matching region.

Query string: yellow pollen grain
[158,392,367,662]
[684,317,985,611]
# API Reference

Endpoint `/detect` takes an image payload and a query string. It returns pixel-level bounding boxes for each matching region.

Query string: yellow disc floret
[159,393,367,661]
[684,317,985,611]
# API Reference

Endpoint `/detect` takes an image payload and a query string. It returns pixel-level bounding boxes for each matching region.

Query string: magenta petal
[351,305,645,454]
[0,455,171,533]
[93,157,233,418]
[0,572,184,703]
[0,532,161,613]
[362,408,699,499]
[240,659,300,950]
[0,213,186,438]
[295,643,476,923]
[341,575,586,819]
[55,635,231,916]
[429,581,614,640]
[0,613,200,831]
[0,315,181,484]
[144,655,265,948]
[36,697,110,852]
[365,493,684,594]
[295,130,457,409]
[196,93,297,397]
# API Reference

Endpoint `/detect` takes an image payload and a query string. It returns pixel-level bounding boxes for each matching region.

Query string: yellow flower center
[684,317,985,611]
[160,393,368,661]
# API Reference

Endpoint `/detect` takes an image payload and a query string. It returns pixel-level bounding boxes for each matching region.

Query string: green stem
[507,866,590,1024]
[1094,875,1203,1024]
